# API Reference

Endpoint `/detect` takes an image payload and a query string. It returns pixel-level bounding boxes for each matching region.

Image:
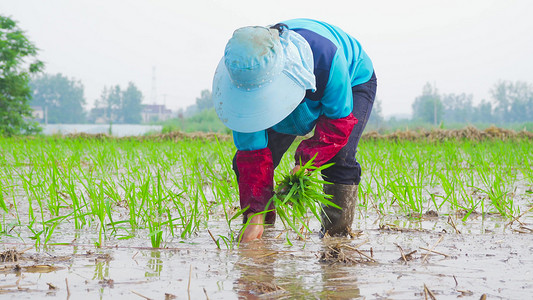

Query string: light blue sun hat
[212,26,315,133]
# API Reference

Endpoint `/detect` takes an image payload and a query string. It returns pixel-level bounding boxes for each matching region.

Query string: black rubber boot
[320,183,358,237]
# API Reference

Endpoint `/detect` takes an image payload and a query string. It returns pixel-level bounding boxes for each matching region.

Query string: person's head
[212,25,315,133]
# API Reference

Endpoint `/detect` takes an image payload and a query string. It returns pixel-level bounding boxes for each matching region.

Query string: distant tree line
[177,89,213,118]
[30,73,86,123]
[163,89,228,133]
[88,82,143,124]
[412,81,533,125]
[29,73,144,124]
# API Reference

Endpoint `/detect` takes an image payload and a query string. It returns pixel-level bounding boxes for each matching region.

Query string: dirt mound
[65,132,111,139]
[363,126,533,141]
[35,126,533,142]
[147,131,231,142]
[61,131,232,142]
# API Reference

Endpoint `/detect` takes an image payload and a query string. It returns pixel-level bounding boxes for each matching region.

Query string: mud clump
[319,244,357,264]
[0,249,20,262]
[379,224,431,233]
[423,210,439,218]
[250,280,285,295]
[319,243,375,264]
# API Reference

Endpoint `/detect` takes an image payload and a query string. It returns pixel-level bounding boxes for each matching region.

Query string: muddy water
[1,212,532,299]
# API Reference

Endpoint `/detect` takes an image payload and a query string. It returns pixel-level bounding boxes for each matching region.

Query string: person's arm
[233,131,274,215]
[295,53,357,167]
[235,148,274,215]
[294,114,356,167]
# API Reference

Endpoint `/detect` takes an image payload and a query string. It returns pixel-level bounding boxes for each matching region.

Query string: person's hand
[240,214,264,242]
[291,165,311,175]
[291,165,302,175]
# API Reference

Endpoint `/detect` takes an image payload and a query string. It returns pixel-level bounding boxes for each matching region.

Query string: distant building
[31,106,46,123]
[142,104,173,122]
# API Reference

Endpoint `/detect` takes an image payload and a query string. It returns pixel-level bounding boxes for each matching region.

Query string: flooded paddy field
[0,129,532,299]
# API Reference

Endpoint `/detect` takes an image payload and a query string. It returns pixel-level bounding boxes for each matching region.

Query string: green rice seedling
[267,156,338,239]
[216,233,236,250]
[0,183,7,213]
[434,171,459,211]
[191,158,213,223]
[79,171,109,246]
[63,172,88,230]
[167,190,188,237]
[146,171,166,248]
[46,159,62,216]
[517,140,533,184]
[173,149,210,238]
[175,189,201,239]
[26,182,51,235]
[147,220,163,248]
[119,178,139,229]
[136,174,151,223]
[102,178,125,234]
[385,177,424,216]
[42,215,67,245]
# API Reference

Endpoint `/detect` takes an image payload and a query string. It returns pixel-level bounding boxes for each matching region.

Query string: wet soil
[1,212,532,299]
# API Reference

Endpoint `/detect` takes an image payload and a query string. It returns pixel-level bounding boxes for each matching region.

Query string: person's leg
[232,129,297,224]
[266,129,298,169]
[321,71,377,185]
[320,72,377,236]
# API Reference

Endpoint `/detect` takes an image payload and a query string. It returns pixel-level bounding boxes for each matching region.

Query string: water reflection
[234,239,279,299]
[234,233,362,299]
[93,260,110,280]
[145,251,163,277]
[319,242,361,299]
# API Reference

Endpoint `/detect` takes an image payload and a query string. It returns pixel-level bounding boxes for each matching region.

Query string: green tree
[185,89,212,116]
[491,80,533,123]
[471,99,493,123]
[195,89,212,111]
[106,85,121,122]
[30,73,86,123]
[0,15,43,135]
[442,93,474,123]
[89,83,143,124]
[119,82,143,124]
[412,82,443,124]
[90,85,121,123]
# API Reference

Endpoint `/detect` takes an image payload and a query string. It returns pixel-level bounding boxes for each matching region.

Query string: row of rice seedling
[0,135,531,249]
[358,138,532,219]
[0,136,241,249]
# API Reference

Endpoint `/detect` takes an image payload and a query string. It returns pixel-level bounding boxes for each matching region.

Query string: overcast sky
[2,0,532,117]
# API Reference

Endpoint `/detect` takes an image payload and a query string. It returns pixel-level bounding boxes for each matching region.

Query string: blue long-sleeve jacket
[233,18,374,153]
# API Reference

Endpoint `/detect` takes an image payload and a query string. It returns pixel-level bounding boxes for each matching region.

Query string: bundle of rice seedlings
[268,155,340,239]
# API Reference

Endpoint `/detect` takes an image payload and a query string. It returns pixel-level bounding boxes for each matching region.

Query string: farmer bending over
[212,19,377,242]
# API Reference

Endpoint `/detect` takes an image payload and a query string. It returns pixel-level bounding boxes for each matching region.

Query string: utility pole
[151,66,157,105]
[161,94,167,120]
[433,81,437,126]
